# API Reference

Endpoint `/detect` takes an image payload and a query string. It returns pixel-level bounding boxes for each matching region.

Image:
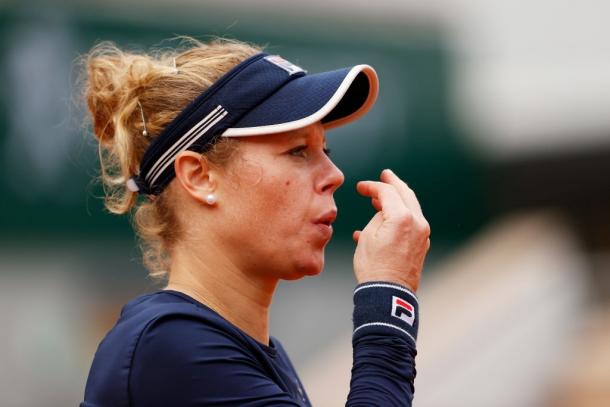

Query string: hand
[352,169,431,292]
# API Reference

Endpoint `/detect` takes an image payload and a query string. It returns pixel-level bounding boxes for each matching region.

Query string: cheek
[237,174,324,277]
[256,176,311,237]
[265,178,303,221]
[227,158,313,244]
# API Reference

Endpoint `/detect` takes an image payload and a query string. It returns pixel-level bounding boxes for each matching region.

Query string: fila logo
[264,55,306,75]
[391,296,415,326]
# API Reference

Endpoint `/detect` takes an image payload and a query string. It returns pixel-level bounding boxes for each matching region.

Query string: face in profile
[216,121,344,281]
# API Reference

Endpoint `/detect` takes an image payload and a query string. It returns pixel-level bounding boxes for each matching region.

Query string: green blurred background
[0,2,493,250]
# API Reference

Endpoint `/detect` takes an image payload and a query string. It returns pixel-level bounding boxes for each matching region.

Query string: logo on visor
[391,296,415,326]
[264,55,306,75]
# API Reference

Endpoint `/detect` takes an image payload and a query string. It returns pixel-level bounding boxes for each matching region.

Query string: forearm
[346,281,419,406]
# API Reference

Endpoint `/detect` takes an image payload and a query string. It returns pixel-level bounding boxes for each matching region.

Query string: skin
[164,121,430,345]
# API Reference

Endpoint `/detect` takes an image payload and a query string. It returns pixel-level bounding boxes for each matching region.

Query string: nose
[319,157,345,194]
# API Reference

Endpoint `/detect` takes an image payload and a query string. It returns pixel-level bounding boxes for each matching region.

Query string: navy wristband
[352,281,419,345]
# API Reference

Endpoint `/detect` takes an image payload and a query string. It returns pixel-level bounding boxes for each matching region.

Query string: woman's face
[216,121,344,281]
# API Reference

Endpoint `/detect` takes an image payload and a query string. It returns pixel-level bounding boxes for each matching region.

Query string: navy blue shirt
[81,282,419,406]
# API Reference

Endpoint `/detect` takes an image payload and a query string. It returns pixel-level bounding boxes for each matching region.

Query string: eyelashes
[288,145,307,157]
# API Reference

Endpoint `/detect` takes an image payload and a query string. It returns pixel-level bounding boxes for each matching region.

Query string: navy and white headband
[127,52,379,195]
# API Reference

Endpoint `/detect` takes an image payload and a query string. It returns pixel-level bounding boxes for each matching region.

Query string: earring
[205,194,217,205]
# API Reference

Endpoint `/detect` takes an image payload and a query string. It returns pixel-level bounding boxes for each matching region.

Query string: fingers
[380,169,423,216]
[379,169,430,236]
[357,180,408,221]
[357,169,430,238]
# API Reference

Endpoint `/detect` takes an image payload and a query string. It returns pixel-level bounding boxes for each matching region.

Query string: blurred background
[1,0,609,406]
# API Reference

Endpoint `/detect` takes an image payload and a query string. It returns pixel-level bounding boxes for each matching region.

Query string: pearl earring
[205,194,217,205]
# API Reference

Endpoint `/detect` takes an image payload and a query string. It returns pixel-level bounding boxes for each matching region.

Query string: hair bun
[85,44,138,145]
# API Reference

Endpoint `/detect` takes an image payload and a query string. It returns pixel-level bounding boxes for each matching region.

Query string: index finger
[380,169,423,216]
[357,180,408,221]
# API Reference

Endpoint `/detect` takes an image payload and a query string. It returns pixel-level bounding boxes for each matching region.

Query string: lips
[314,209,337,226]
[313,209,337,240]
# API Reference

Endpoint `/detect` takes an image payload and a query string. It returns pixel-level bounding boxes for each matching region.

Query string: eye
[288,145,308,158]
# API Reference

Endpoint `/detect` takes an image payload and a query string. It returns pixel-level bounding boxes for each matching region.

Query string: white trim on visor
[221,64,378,137]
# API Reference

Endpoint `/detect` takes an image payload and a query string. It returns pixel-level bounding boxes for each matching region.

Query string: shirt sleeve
[129,316,303,407]
[346,281,420,406]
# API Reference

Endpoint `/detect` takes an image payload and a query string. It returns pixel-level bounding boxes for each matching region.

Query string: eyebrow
[288,136,328,147]
[278,124,327,148]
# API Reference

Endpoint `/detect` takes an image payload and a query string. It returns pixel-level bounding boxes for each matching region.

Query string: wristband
[352,281,419,345]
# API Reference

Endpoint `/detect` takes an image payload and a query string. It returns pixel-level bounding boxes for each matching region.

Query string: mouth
[314,209,337,226]
[313,209,337,239]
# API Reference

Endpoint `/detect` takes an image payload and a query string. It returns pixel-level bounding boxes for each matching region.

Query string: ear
[174,151,217,205]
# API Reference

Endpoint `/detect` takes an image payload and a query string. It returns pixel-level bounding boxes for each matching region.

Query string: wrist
[352,281,419,345]
[356,275,418,293]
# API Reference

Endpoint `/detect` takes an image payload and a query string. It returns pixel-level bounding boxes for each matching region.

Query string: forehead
[283,123,326,141]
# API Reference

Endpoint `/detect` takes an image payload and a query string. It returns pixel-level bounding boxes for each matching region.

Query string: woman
[80,37,430,406]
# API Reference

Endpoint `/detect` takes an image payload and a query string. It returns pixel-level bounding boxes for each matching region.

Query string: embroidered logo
[391,295,415,326]
[264,55,306,75]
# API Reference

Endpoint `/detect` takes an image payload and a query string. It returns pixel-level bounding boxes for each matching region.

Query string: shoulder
[127,298,283,405]
[83,290,270,406]
[135,311,256,362]
[97,289,258,379]
[130,290,258,361]
[129,290,271,370]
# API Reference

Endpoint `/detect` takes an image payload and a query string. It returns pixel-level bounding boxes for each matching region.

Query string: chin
[284,256,325,280]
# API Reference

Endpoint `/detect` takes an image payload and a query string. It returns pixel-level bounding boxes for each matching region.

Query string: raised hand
[353,169,431,292]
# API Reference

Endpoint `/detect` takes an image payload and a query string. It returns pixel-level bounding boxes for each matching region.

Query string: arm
[347,169,430,406]
[347,281,419,406]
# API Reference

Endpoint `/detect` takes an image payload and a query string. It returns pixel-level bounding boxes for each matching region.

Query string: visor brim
[221,64,378,137]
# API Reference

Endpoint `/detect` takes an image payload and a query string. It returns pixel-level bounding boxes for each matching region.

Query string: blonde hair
[80,36,262,281]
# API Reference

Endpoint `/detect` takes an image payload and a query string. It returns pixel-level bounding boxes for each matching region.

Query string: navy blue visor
[127,52,378,195]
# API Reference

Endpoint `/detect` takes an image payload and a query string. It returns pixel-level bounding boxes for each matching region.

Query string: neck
[165,240,278,346]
